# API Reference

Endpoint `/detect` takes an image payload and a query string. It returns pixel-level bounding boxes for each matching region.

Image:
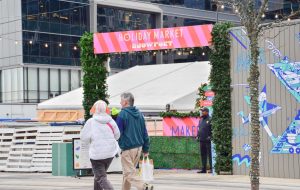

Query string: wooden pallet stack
[61,126,81,142]
[31,127,64,172]
[6,128,38,172]
[0,128,15,171]
[1,126,81,172]
[31,126,80,172]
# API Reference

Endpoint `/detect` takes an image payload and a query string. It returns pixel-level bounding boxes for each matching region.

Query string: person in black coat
[197,107,212,173]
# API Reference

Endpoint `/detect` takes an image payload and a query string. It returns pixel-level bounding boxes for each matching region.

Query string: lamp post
[217,4,219,22]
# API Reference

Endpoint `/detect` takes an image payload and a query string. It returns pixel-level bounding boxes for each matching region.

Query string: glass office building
[1,0,299,105]
[0,0,89,103]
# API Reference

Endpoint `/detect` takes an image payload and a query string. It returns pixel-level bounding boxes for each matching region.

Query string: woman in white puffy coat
[80,100,120,190]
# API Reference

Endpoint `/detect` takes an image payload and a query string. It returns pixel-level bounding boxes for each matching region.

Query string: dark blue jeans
[90,157,114,190]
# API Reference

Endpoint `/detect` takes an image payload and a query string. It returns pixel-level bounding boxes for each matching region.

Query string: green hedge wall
[149,136,201,169]
[79,32,109,121]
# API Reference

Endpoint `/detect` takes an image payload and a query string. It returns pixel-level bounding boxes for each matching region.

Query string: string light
[287,18,291,21]
[189,50,193,54]
[29,40,33,44]
[221,5,225,9]
[73,46,77,50]
[15,41,18,45]
[59,43,62,47]
[235,9,239,13]
[202,52,206,56]
[44,43,48,48]
[275,14,279,19]
[262,13,265,18]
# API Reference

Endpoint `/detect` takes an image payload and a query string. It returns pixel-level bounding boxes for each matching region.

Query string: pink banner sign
[205,91,215,97]
[200,100,213,107]
[163,117,200,137]
[94,24,213,54]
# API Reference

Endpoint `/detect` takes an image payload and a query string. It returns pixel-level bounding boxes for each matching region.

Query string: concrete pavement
[0,170,300,190]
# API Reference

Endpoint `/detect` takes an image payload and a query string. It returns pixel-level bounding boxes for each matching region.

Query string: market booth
[1,24,214,174]
[36,61,211,172]
[40,24,213,173]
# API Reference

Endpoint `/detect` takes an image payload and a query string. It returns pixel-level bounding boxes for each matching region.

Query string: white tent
[38,62,211,113]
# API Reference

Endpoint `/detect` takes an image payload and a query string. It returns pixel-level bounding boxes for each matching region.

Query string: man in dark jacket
[197,107,212,173]
[116,92,153,190]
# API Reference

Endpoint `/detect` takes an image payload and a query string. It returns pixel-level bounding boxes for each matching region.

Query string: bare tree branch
[258,9,300,32]
[288,9,300,19]
[255,0,269,26]
[235,0,248,22]
[242,0,256,32]
[210,0,246,26]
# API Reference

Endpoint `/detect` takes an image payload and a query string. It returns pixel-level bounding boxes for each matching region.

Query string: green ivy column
[79,32,109,121]
[209,22,233,174]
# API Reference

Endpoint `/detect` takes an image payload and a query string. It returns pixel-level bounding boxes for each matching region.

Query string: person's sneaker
[197,170,207,174]
[144,183,154,190]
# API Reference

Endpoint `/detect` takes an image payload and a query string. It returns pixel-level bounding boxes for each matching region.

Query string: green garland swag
[195,83,208,109]
[160,111,200,118]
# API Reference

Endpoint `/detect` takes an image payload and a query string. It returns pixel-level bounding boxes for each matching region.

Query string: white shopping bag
[141,156,154,182]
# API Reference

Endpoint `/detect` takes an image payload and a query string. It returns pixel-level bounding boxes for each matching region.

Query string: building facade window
[23,67,81,103]
[137,0,222,11]
[21,0,89,66]
[138,0,300,19]
[23,32,81,66]
[22,0,89,35]
[97,6,156,32]
[163,15,214,28]
[97,6,157,69]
